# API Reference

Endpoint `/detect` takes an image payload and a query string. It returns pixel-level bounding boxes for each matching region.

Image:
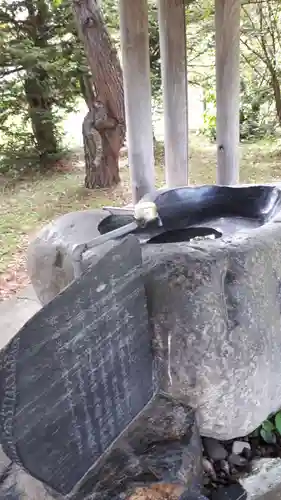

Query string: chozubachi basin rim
[98,185,281,244]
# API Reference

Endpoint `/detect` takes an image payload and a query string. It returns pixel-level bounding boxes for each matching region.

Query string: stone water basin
[28,183,281,307]
[20,184,281,498]
[99,184,281,243]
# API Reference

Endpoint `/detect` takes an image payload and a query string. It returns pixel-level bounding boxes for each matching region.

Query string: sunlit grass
[1,133,281,275]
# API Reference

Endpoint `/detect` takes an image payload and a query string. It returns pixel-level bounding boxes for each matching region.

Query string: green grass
[1,134,281,276]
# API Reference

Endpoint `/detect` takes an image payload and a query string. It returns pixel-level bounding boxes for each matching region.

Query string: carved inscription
[0,236,153,496]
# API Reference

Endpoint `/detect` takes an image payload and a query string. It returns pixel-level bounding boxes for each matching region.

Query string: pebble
[228,453,248,468]
[203,438,228,461]
[203,457,217,480]
[219,460,230,477]
[232,441,251,456]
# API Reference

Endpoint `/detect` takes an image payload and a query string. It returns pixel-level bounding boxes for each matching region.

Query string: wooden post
[119,0,155,203]
[215,0,241,185]
[157,0,188,187]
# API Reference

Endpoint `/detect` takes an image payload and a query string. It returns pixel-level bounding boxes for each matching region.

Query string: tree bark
[72,0,125,189]
[23,0,58,167]
[24,70,58,167]
[83,102,121,187]
[270,72,281,128]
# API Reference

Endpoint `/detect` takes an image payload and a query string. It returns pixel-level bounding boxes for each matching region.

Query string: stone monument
[0,236,202,498]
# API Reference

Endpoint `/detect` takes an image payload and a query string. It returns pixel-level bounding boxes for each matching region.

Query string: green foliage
[256,412,281,444]
[0,0,88,172]
[201,88,216,141]
[2,0,281,174]
[260,419,277,444]
[201,77,277,142]
[102,0,120,33]
[275,412,281,435]
[0,121,37,175]
[240,78,277,141]
[148,3,161,101]
[188,0,281,141]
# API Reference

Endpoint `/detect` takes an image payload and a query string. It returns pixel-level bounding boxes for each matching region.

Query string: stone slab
[72,393,202,499]
[0,236,154,496]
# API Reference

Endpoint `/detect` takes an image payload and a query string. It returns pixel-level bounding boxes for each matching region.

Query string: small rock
[203,438,228,461]
[242,447,251,461]
[254,448,262,457]
[229,466,239,477]
[219,459,230,477]
[228,453,247,468]
[202,457,217,480]
[232,441,251,455]
[203,475,211,486]
[211,483,247,500]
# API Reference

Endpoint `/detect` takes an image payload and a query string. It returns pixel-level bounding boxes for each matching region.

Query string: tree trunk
[83,103,121,187]
[271,72,281,128]
[72,0,125,189]
[24,71,58,167]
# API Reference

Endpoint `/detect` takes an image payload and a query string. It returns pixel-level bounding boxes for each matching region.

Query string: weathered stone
[29,185,280,307]
[142,221,281,439]
[203,438,228,461]
[219,460,230,477]
[1,236,202,498]
[0,444,11,475]
[228,454,248,468]
[210,483,247,500]
[179,493,209,500]
[202,458,217,481]
[73,393,202,499]
[232,442,251,456]
[0,447,57,500]
[27,209,112,305]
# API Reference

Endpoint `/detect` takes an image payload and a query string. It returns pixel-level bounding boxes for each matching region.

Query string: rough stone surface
[27,200,281,441]
[228,454,247,468]
[179,494,208,500]
[232,441,251,456]
[72,394,202,499]
[210,484,247,500]
[0,446,58,499]
[1,236,202,498]
[27,209,111,305]
[202,438,228,461]
[142,222,281,439]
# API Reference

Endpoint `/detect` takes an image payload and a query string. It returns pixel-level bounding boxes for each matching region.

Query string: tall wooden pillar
[215,0,241,185]
[158,0,188,187]
[119,0,155,203]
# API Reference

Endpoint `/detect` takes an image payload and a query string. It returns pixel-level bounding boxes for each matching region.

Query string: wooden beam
[215,0,241,185]
[119,0,155,203]
[157,0,188,187]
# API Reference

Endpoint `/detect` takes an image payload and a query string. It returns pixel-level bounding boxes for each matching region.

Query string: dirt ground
[129,483,185,499]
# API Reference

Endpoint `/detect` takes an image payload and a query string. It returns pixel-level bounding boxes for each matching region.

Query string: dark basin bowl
[98,185,281,243]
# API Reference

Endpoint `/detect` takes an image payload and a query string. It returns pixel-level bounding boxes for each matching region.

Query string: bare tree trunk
[82,103,121,187]
[271,73,281,128]
[72,0,125,189]
[24,71,58,167]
